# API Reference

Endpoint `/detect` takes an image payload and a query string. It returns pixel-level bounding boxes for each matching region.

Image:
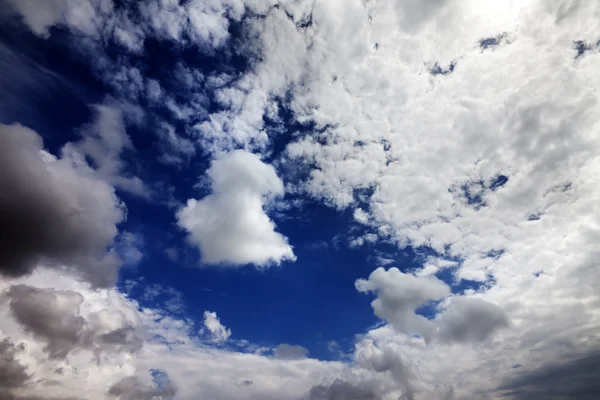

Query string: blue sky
[1,1,599,399]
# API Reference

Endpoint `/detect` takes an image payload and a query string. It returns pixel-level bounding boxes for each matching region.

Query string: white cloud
[177,150,295,267]
[202,311,231,344]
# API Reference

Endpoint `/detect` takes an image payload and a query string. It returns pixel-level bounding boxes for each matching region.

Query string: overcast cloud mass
[0,0,599,399]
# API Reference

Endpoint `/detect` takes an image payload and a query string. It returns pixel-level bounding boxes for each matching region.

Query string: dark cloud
[6,285,86,359]
[308,379,382,400]
[108,375,177,400]
[0,123,125,287]
[0,392,82,400]
[273,344,309,360]
[5,285,142,359]
[0,338,30,390]
[495,352,600,400]
[436,297,509,343]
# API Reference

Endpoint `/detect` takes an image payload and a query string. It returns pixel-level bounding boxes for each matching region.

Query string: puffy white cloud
[202,311,231,344]
[177,150,295,267]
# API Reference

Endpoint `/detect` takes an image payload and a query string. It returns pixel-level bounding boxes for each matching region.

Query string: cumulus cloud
[201,311,231,344]
[0,269,353,400]
[0,339,30,390]
[3,0,600,398]
[0,123,125,287]
[177,150,295,267]
[108,375,177,400]
[308,379,382,400]
[274,344,309,360]
[73,102,150,198]
[435,297,509,343]
[356,268,509,344]
[356,268,449,341]
[4,284,142,359]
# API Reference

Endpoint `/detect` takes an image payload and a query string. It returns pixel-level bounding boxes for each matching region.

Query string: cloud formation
[4,284,142,360]
[1,0,600,399]
[0,123,125,287]
[202,311,231,344]
[177,150,295,267]
[274,344,309,360]
[357,267,508,344]
[0,339,30,391]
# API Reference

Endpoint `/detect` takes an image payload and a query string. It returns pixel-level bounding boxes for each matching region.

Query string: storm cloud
[0,123,125,287]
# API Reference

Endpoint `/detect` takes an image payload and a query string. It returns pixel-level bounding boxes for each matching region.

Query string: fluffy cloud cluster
[356,267,508,344]
[177,150,295,267]
[1,0,600,399]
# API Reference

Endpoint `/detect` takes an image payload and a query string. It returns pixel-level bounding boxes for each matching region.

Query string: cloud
[177,150,295,267]
[201,311,231,344]
[0,269,352,400]
[356,267,449,341]
[435,297,509,343]
[356,268,509,344]
[274,344,308,360]
[496,351,600,399]
[5,285,86,359]
[4,284,142,360]
[0,339,30,390]
[0,123,125,287]
[73,102,150,198]
[308,379,383,400]
[108,375,177,400]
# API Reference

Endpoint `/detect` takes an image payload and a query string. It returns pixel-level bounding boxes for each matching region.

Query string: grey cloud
[74,103,150,198]
[5,285,142,359]
[355,267,450,341]
[436,297,509,343]
[274,344,309,360]
[308,379,383,400]
[7,285,86,359]
[0,123,125,287]
[356,268,509,344]
[0,392,82,400]
[394,0,448,32]
[0,338,30,390]
[108,375,177,400]
[496,352,600,399]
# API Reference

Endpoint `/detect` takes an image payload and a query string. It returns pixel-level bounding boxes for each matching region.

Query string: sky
[0,0,599,399]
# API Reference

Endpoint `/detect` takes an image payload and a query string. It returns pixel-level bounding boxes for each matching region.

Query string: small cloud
[273,344,308,360]
[201,311,231,344]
